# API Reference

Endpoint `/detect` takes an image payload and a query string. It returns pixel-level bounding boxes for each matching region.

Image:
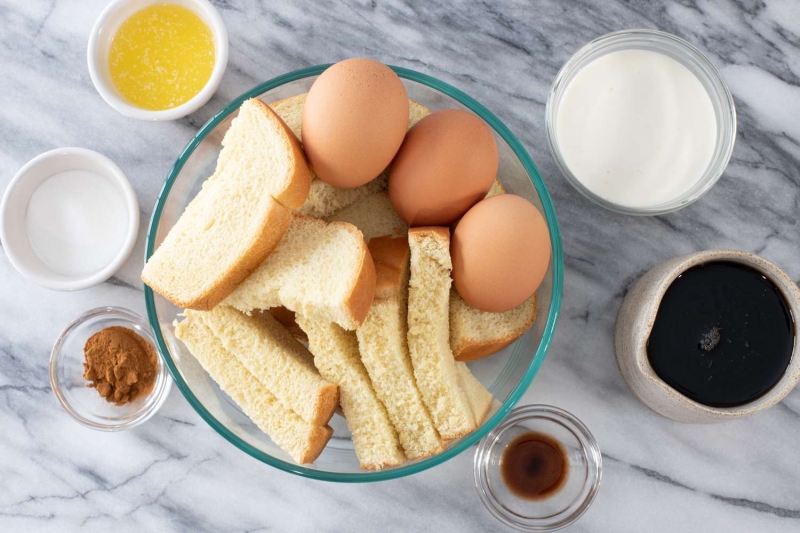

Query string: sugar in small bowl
[0,148,139,291]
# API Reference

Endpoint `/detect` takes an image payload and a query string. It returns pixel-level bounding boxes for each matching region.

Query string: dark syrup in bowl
[647,261,795,408]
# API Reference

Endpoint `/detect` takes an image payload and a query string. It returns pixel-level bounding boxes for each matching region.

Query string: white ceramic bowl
[87,0,229,121]
[0,147,139,290]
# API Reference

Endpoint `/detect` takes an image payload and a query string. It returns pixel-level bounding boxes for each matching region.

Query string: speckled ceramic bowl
[615,250,800,423]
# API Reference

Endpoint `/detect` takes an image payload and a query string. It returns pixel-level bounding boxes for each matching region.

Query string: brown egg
[302,58,408,188]
[451,195,551,313]
[388,109,498,226]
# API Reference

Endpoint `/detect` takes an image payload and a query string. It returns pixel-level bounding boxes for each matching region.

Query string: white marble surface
[2,0,800,531]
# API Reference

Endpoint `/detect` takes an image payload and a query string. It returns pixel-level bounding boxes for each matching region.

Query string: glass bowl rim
[545,28,737,216]
[50,306,172,431]
[143,64,564,482]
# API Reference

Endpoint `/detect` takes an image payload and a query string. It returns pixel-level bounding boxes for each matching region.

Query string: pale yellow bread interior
[451,291,538,362]
[174,314,332,464]
[356,236,443,459]
[189,306,338,426]
[327,191,408,242]
[455,361,493,424]
[406,227,479,439]
[485,178,506,198]
[223,215,376,331]
[142,98,311,310]
[327,181,502,244]
[297,315,406,469]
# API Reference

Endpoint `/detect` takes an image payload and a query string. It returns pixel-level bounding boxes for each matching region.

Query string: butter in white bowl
[87,0,229,121]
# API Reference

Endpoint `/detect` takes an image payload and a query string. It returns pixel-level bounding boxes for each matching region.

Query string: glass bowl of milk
[546,29,736,215]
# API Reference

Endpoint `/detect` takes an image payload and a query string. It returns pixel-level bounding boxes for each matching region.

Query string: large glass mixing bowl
[144,65,563,482]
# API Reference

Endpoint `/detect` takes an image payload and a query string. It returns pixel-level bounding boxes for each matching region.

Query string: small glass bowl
[50,307,172,430]
[474,405,602,531]
[546,29,736,216]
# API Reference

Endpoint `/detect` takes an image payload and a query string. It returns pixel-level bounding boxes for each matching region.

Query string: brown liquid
[501,432,568,500]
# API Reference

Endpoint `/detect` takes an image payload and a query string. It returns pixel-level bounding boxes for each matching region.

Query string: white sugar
[25,170,129,277]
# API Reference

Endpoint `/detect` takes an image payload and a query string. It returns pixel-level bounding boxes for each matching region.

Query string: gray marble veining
[2,0,800,531]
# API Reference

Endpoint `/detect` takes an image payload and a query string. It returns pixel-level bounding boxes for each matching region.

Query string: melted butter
[109,4,215,110]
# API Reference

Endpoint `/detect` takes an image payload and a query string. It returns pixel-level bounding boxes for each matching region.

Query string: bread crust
[143,202,293,311]
[298,425,334,464]
[337,223,377,329]
[269,93,307,112]
[143,98,311,310]
[454,337,517,363]
[251,99,311,210]
[452,294,538,362]
[408,226,450,241]
[368,236,410,300]
[269,306,309,343]
[312,382,340,427]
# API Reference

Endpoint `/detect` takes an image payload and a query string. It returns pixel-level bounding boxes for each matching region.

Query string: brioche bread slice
[142,99,311,310]
[210,99,310,209]
[301,174,387,219]
[270,94,431,219]
[451,291,538,361]
[356,237,443,460]
[329,181,503,244]
[191,306,338,426]
[455,362,493,425]
[406,227,477,439]
[269,93,308,139]
[297,315,406,469]
[327,191,408,242]
[175,315,332,464]
[224,215,376,330]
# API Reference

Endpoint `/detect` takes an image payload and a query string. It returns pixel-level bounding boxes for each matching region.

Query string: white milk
[556,49,717,208]
[26,170,129,276]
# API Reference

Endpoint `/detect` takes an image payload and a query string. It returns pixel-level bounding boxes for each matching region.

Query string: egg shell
[451,194,551,313]
[388,109,498,226]
[302,58,409,188]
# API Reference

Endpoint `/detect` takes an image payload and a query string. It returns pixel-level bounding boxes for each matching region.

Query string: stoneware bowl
[615,249,800,423]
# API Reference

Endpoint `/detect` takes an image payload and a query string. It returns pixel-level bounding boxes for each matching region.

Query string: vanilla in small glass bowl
[50,307,172,431]
[474,405,601,531]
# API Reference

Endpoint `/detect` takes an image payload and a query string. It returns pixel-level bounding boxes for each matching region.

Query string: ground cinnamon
[83,326,157,405]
